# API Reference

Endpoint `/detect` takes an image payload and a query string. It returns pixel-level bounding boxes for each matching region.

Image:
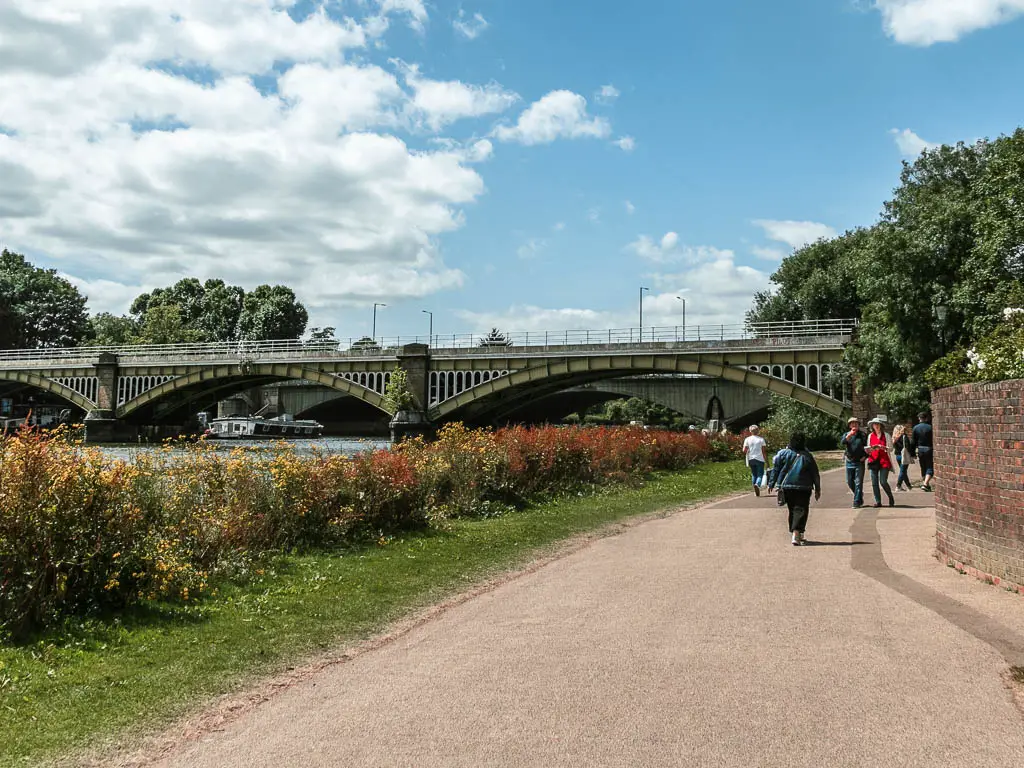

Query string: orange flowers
[1,424,738,636]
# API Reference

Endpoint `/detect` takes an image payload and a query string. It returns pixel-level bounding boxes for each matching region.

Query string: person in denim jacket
[767,431,822,546]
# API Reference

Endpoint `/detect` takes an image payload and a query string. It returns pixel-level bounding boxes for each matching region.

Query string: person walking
[892,423,915,491]
[912,412,935,492]
[742,425,768,496]
[866,418,895,507]
[767,432,821,546]
[840,417,868,508]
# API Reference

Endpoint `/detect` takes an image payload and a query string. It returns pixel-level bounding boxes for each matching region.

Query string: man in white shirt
[742,425,768,497]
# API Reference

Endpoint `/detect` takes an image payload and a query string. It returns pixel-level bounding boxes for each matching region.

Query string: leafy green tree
[130,278,244,342]
[763,397,844,450]
[749,131,1024,416]
[0,249,89,349]
[236,285,308,341]
[382,368,417,413]
[87,313,138,346]
[132,305,206,345]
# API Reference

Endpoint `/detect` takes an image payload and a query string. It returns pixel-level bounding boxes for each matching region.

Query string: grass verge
[1,460,754,766]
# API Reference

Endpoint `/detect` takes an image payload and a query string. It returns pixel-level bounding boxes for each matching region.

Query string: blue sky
[2,0,1024,341]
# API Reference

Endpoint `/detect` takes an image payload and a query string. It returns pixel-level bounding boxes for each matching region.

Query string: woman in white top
[742,425,768,497]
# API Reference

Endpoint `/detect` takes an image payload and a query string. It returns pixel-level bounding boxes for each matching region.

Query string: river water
[95,436,392,462]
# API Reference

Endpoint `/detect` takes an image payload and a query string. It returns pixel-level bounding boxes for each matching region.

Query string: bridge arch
[117,364,390,420]
[433,357,849,424]
[0,370,96,412]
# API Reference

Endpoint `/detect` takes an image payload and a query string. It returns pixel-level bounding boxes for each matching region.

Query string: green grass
[1,461,753,767]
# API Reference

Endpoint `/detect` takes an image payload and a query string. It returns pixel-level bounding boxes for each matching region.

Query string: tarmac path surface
[151,470,1024,768]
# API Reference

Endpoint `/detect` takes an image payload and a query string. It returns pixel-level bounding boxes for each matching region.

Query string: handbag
[900,445,914,465]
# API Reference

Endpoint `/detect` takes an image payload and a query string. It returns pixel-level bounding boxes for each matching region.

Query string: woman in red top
[866,418,895,508]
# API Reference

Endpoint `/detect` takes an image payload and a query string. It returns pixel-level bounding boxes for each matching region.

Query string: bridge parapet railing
[0,319,857,366]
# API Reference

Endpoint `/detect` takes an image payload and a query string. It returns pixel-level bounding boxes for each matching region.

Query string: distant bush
[1,424,739,637]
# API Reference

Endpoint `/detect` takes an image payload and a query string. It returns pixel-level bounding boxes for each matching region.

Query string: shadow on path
[851,507,1024,667]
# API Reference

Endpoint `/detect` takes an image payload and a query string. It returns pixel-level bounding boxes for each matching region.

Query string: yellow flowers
[2,424,738,635]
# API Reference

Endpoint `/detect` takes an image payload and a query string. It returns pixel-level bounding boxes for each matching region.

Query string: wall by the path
[933,379,1024,592]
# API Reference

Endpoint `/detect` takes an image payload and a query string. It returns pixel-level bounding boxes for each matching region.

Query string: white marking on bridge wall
[53,376,99,404]
[746,363,850,405]
[429,370,511,406]
[117,375,177,406]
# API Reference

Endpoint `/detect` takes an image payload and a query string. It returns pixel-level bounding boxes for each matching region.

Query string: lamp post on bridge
[372,303,386,341]
[422,309,433,346]
[639,286,649,343]
[675,296,686,342]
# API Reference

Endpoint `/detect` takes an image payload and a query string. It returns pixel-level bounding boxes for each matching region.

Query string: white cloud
[753,220,837,250]
[614,136,636,152]
[0,1,512,315]
[458,251,770,333]
[874,0,1024,45]
[596,84,620,104]
[453,10,489,39]
[587,208,602,224]
[516,238,547,260]
[890,128,939,157]
[625,200,636,215]
[456,306,620,334]
[61,275,152,316]
[493,90,611,145]
[626,232,732,265]
[400,64,519,130]
[375,0,429,33]
[553,221,566,231]
[751,246,788,261]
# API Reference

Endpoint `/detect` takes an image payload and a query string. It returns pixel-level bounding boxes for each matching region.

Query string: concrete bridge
[0,320,856,441]
[246,376,773,430]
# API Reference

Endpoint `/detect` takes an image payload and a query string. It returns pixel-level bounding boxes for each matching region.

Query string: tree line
[1,250,309,348]
[750,127,1024,421]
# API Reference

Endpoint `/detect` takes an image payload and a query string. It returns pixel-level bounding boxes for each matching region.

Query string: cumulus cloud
[874,0,1024,45]
[596,84,620,104]
[516,238,547,260]
[399,63,519,130]
[614,136,636,152]
[453,10,489,39]
[625,200,636,215]
[890,128,939,157]
[626,232,732,265]
[752,220,837,250]
[493,90,611,145]
[0,0,564,316]
[458,251,771,333]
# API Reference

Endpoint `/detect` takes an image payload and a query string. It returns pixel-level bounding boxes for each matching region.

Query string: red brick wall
[932,379,1024,591]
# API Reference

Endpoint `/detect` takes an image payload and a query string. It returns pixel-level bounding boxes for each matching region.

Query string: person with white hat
[866,417,896,507]
[840,416,868,508]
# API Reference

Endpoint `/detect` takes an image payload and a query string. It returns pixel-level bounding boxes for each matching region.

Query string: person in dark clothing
[840,417,868,508]
[912,412,934,491]
[767,431,821,546]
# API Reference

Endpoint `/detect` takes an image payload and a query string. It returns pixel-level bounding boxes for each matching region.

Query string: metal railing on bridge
[0,319,857,365]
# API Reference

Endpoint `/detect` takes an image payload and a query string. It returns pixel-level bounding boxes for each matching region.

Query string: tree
[382,368,417,413]
[132,305,206,345]
[351,336,381,351]
[479,328,511,347]
[87,313,138,346]
[130,278,244,342]
[307,327,336,342]
[0,250,90,349]
[236,285,308,341]
[749,132,1024,416]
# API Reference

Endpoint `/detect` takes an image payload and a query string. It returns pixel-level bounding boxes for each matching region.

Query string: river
[95,436,392,461]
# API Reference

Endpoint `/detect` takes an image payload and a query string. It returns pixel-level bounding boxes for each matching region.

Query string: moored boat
[205,414,324,439]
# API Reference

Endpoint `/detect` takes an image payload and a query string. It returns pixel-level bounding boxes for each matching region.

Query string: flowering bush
[927,309,1024,388]
[1,424,738,636]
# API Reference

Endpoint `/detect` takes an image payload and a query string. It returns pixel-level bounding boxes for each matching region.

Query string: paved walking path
[152,470,1024,767]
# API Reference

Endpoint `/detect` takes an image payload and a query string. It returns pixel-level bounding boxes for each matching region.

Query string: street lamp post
[639,286,649,342]
[675,296,686,341]
[936,304,948,355]
[422,309,433,346]
[372,302,386,341]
